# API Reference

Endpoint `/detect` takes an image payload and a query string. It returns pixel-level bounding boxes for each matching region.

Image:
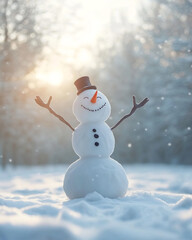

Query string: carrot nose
[91,91,98,104]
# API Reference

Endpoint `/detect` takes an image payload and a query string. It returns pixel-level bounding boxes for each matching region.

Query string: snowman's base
[63,157,128,199]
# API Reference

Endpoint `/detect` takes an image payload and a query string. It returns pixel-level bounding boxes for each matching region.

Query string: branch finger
[133,96,136,106]
[138,98,149,107]
[47,96,52,106]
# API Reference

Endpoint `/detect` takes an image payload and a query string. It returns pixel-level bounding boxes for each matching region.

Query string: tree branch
[3,0,9,45]
[111,96,149,130]
[35,96,75,131]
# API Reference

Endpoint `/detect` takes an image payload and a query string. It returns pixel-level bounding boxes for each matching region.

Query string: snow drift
[0,164,192,240]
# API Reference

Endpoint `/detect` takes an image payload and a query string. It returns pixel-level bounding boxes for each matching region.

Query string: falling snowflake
[168,143,172,147]
[187,127,191,131]
[128,143,132,148]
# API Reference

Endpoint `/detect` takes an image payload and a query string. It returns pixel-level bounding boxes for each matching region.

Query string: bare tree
[0,0,43,167]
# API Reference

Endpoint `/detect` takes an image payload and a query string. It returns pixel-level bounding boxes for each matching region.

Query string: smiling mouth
[81,102,106,112]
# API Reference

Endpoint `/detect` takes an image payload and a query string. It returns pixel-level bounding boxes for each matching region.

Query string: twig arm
[111,96,149,130]
[35,96,75,131]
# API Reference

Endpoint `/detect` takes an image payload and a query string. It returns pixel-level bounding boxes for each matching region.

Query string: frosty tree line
[0,0,191,167]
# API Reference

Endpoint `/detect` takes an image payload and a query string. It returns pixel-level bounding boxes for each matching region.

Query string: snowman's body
[64,157,128,199]
[72,122,115,158]
[63,89,128,199]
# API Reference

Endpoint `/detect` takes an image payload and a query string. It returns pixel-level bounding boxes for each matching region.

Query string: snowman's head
[73,89,111,123]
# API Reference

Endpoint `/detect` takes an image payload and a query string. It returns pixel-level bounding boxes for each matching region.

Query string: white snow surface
[0,164,192,240]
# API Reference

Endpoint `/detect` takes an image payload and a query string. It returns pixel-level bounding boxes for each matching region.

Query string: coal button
[94,134,99,138]
[92,129,96,132]
[95,142,99,146]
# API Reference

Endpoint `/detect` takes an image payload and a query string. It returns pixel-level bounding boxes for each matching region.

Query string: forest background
[0,0,191,167]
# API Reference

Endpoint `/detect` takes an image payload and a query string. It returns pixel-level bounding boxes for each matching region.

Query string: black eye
[83,97,89,99]
[97,96,102,99]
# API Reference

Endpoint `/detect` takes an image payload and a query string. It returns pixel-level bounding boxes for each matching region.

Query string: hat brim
[77,86,97,95]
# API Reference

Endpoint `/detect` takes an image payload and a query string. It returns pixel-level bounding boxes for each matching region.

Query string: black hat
[74,76,97,95]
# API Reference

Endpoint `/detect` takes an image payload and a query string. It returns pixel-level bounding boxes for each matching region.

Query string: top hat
[74,76,97,95]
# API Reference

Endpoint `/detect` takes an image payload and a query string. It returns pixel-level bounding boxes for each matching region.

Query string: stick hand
[35,96,52,108]
[133,96,149,109]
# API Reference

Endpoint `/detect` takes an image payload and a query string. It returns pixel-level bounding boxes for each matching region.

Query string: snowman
[35,76,148,199]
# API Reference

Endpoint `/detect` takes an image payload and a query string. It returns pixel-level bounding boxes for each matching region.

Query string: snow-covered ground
[0,164,192,240]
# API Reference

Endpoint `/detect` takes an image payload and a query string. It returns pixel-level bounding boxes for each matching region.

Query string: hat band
[77,86,97,95]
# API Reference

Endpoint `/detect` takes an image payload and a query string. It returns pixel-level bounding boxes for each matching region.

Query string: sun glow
[36,70,63,86]
[30,0,143,87]
[80,0,142,26]
[33,55,74,87]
